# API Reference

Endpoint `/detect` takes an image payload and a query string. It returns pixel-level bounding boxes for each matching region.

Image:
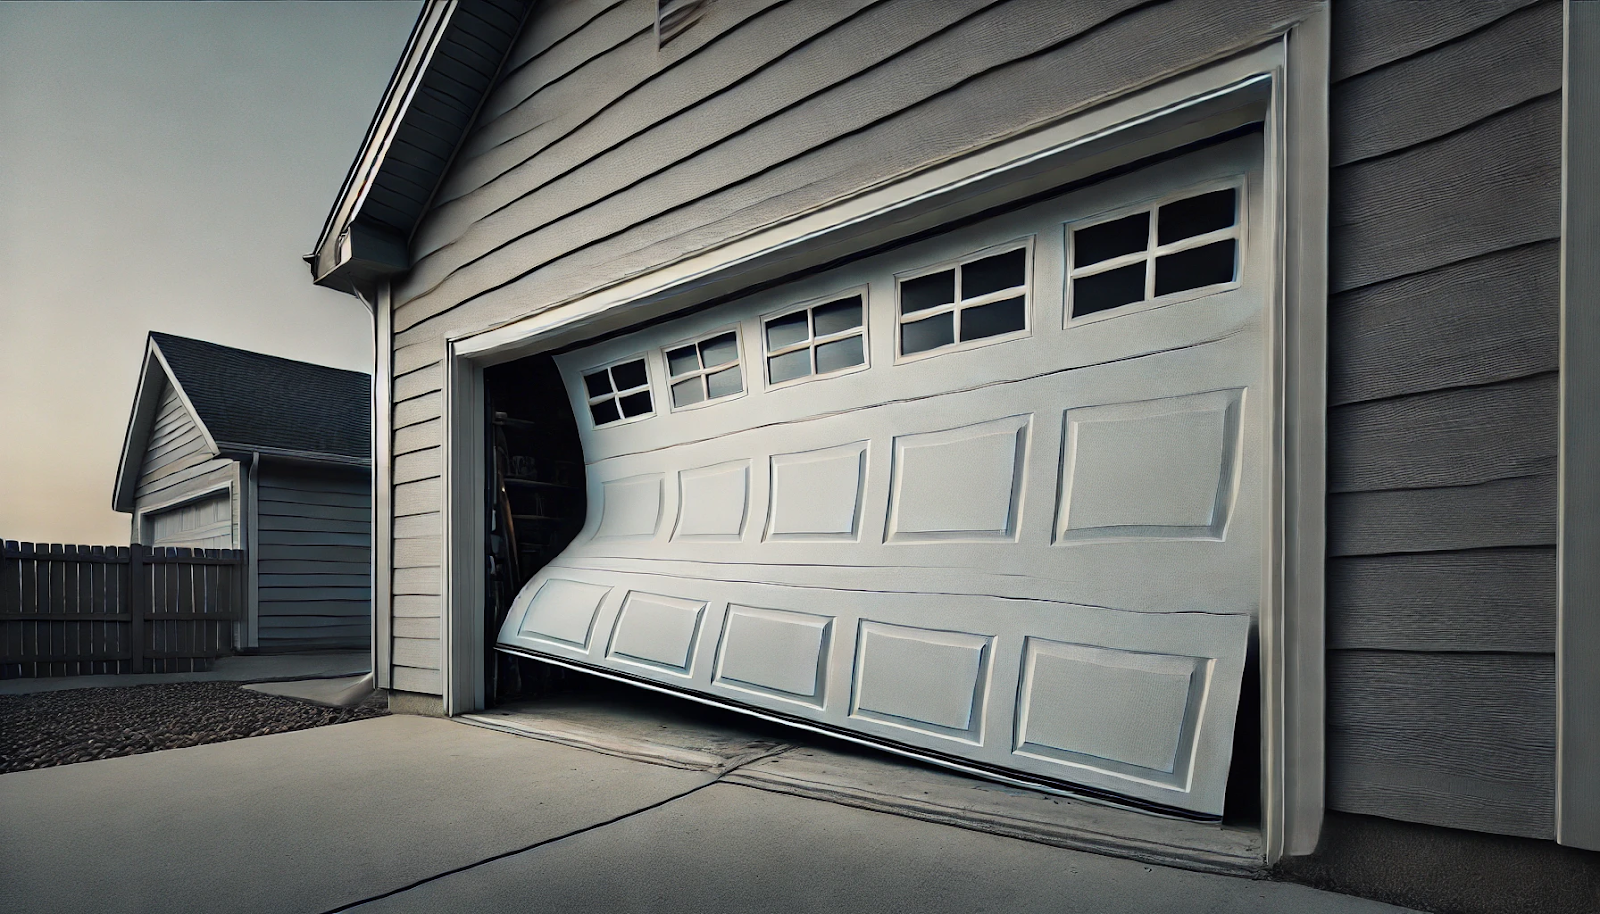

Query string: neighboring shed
[113,332,373,653]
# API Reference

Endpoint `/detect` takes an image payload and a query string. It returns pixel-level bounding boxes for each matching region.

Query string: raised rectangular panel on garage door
[499,135,1266,818]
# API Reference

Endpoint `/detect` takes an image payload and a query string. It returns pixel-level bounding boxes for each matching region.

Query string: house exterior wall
[380,0,1324,708]
[373,0,1564,843]
[1322,0,1562,840]
[131,381,239,547]
[254,459,373,652]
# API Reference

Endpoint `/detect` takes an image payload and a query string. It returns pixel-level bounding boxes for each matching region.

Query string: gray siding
[1325,0,1561,839]
[256,460,372,652]
[133,382,239,546]
[378,0,1322,695]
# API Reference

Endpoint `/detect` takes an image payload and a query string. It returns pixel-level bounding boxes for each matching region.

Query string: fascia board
[309,0,458,286]
[216,444,372,468]
[111,340,167,513]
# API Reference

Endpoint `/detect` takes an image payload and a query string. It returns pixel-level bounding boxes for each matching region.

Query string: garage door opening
[483,355,587,706]
[479,134,1270,823]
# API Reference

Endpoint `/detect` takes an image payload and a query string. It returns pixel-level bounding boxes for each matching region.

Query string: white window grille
[582,357,653,427]
[664,329,744,409]
[1067,181,1243,322]
[896,242,1031,358]
[763,291,868,387]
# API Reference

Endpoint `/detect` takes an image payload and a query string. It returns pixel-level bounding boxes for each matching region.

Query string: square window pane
[901,311,954,354]
[589,398,621,425]
[583,371,613,398]
[961,249,1026,298]
[666,345,700,378]
[812,295,863,336]
[766,311,809,350]
[698,332,739,368]
[619,390,653,418]
[706,365,743,399]
[671,378,705,408]
[1074,212,1149,267]
[611,359,648,391]
[1072,262,1146,317]
[901,270,955,314]
[1154,239,1235,296]
[1158,188,1236,245]
[768,349,811,384]
[959,296,1025,341]
[815,335,864,374]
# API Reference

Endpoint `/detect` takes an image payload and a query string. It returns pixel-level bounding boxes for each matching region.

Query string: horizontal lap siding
[393,0,1319,336]
[136,385,216,501]
[256,461,372,653]
[378,0,1317,696]
[132,382,241,548]
[1325,0,1561,839]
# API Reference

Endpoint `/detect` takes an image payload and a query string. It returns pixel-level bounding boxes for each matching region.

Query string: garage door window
[1068,182,1242,322]
[583,357,653,426]
[665,329,744,409]
[763,291,868,388]
[897,241,1031,358]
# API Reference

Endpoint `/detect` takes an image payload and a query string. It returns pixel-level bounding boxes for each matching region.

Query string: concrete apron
[0,714,1419,914]
[0,715,715,914]
[466,691,1265,875]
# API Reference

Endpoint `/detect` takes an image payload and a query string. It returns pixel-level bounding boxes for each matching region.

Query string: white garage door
[147,492,234,549]
[498,136,1265,817]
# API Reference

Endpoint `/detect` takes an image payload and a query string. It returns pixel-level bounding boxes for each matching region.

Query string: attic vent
[657,0,706,46]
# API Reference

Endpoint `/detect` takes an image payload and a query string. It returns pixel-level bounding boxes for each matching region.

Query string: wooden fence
[1,541,245,679]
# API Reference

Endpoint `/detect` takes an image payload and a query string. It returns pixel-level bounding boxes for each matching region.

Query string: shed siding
[376,0,1323,695]
[1324,0,1561,838]
[255,461,372,652]
[133,382,239,547]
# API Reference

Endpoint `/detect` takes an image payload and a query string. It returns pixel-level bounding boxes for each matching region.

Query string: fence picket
[21,546,37,676]
[115,547,130,674]
[1,542,244,678]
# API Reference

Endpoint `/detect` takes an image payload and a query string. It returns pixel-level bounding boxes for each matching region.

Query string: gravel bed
[0,681,388,774]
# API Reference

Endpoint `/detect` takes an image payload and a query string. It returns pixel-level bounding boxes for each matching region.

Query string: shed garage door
[498,136,1266,817]
[146,492,234,549]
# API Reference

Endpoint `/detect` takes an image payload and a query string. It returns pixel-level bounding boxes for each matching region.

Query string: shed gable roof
[307,0,531,295]
[151,334,372,459]
[113,334,372,512]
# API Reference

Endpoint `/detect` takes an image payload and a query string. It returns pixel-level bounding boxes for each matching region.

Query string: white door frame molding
[441,12,1329,861]
[373,282,396,691]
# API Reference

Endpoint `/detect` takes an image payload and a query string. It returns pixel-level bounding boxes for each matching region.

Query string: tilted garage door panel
[499,137,1263,816]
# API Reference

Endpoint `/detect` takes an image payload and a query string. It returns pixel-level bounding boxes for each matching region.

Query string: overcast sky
[0,1,421,545]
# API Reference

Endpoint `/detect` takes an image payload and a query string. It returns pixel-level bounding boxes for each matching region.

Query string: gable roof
[113,333,371,512]
[307,0,531,296]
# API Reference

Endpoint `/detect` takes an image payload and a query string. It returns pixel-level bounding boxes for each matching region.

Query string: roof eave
[310,220,412,298]
[307,0,458,293]
[217,443,373,468]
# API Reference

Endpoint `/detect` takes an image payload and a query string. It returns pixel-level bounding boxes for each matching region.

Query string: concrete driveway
[0,715,1416,914]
